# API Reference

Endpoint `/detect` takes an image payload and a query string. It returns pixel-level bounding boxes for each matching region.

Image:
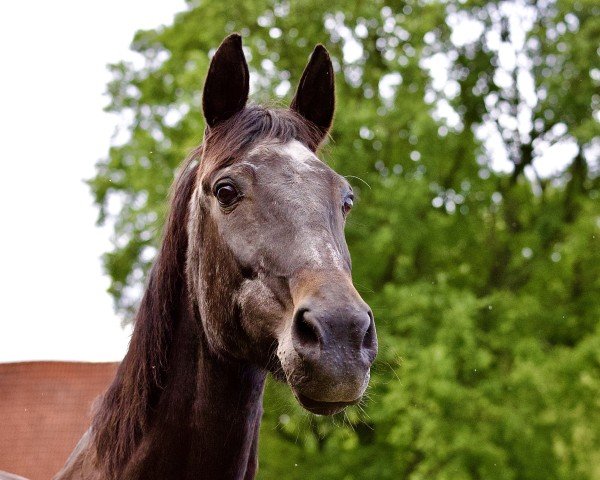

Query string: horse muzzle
[278,299,377,415]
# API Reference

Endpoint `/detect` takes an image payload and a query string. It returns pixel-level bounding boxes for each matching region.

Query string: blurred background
[2,0,600,479]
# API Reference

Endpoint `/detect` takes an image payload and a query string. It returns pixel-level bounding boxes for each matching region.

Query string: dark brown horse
[3,34,377,480]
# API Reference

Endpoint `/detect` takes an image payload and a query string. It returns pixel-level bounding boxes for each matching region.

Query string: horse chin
[292,390,360,416]
[271,363,361,414]
[276,356,369,415]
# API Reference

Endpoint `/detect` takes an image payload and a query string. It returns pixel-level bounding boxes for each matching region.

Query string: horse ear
[291,45,335,148]
[202,34,249,128]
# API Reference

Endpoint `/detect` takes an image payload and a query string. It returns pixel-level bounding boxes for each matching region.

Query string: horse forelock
[198,105,324,181]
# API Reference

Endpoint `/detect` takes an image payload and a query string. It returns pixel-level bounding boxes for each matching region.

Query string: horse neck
[86,270,266,480]
[58,300,266,480]
[122,303,267,480]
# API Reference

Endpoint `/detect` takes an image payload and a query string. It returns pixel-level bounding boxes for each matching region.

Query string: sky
[0,0,186,362]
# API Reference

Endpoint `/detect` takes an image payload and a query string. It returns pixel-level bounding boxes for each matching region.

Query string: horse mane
[90,105,322,478]
[91,153,199,478]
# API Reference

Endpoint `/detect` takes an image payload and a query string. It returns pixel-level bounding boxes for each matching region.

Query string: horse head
[187,34,377,415]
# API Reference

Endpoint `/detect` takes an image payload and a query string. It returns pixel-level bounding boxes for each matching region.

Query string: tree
[90,0,600,478]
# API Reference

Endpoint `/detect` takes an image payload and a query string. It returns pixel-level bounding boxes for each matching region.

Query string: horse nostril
[362,311,376,351]
[292,308,321,353]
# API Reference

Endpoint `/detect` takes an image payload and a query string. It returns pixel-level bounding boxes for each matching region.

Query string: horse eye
[342,195,354,215]
[215,183,239,207]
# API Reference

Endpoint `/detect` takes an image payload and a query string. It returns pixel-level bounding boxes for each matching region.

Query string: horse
[3,33,378,480]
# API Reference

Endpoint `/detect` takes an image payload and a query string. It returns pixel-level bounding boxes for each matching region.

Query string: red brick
[0,362,118,480]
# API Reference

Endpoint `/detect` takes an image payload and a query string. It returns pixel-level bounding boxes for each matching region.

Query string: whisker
[344,175,372,190]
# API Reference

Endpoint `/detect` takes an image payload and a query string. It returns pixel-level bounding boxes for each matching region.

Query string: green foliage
[89,0,600,477]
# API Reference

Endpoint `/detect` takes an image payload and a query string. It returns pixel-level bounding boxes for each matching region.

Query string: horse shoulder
[53,429,102,480]
[0,471,30,480]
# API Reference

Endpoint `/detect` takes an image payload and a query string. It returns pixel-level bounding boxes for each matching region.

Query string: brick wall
[0,362,118,480]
